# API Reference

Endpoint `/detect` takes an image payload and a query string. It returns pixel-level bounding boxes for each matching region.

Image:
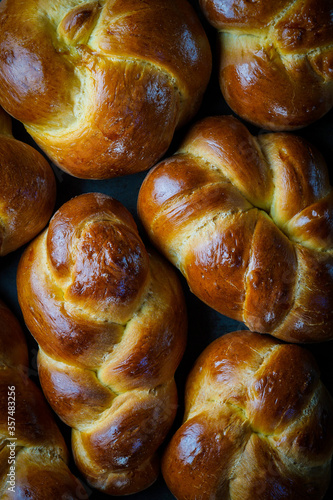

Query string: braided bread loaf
[162,330,333,500]
[138,115,333,343]
[0,299,87,499]
[17,192,187,495]
[0,107,56,256]
[199,0,333,130]
[0,0,211,179]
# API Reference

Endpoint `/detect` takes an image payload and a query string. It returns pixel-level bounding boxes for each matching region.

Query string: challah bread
[162,330,333,500]
[0,0,211,179]
[17,192,187,495]
[0,107,56,256]
[138,115,333,343]
[199,0,333,130]
[0,299,87,499]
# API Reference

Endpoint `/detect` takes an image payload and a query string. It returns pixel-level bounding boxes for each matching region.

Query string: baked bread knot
[0,300,87,499]
[0,0,211,179]
[138,115,333,343]
[199,0,333,130]
[17,193,187,495]
[0,107,56,256]
[162,330,333,500]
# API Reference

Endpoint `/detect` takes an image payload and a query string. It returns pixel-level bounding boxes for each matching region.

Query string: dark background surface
[0,0,333,498]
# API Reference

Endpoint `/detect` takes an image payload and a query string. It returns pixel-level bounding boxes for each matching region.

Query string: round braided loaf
[0,107,56,256]
[17,193,187,495]
[0,0,211,179]
[199,0,333,130]
[162,330,333,500]
[138,115,333,343]
[0,300,87,499]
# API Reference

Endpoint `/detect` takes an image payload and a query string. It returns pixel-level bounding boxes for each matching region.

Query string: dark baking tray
[0,1,332,498]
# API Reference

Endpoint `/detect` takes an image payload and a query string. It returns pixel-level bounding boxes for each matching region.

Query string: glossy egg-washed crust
[162,330,333,500]
[138,115,333,343]
[199,0,333,130]
[0,300,87,499]
[0,107,56,256]
[0,0,211,179]
[16,193,187,495]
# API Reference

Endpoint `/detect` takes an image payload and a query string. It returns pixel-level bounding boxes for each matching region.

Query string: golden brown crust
[199,0,333,130]
[0,0,211,179]
[138,115,333,343]
[162,330,333,500]
[0,107,56,256]
[0,300,87,499]
[199,0,290,29]
[17,192,187,495]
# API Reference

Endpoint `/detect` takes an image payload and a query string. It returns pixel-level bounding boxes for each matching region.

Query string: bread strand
[138,116,333,342]
[162,331,333,499]
[17,193,187,495]
[0,300,88,499]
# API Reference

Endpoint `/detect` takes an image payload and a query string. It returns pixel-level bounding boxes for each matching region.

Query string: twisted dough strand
[0,300,87,499]
[199,0,333,130]
[0,0,211,178]
[0,107,56,256]
[138,115,333,343]
[162,330,333,500]
[17,193,187,495]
